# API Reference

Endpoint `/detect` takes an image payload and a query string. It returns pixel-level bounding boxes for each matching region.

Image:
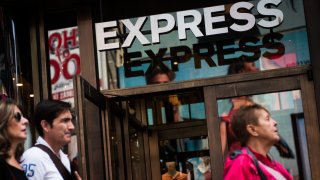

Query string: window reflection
[97,0,310,89]
[218,90,309,180]
[129,127,146,180]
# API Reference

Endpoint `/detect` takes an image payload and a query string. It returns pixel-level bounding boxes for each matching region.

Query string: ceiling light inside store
[16,83,23,86]
[29,94,34,98]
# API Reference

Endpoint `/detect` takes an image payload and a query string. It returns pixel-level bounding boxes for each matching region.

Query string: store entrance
[73,66,320,180]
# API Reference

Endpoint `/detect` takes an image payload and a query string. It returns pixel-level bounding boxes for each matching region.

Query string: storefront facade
[1,0,320,179]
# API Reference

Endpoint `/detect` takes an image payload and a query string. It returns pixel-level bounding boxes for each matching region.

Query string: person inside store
[220,61,294,158]
[21,100,81,180]
[146,62,190,177]
[145,61,176,85]
[146,61,212,179]
[0,98,29,180]
[145,61,183,123]
[227,61,259,75]
[224,104,293,180]
[162,161,188,180]
[220,61,259,153]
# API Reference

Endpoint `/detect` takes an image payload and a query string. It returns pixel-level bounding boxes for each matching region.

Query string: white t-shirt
[21,137,71,180]
[259,161,287,180]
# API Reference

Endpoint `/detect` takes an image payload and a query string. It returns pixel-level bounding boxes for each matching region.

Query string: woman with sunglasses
[0,98,28,180]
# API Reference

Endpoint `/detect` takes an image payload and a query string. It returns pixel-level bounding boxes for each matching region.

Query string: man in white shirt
[21,100,81,180]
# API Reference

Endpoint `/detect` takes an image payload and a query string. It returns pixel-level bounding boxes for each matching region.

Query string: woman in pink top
[224,104,293,180]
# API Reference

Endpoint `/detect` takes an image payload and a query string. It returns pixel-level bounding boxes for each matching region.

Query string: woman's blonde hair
[0,99,24,161]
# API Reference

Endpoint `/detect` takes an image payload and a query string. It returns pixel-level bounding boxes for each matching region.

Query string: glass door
[102,66,320,180]
[204,71,320,180]
[145,90,210,180]
[73,76,110,180]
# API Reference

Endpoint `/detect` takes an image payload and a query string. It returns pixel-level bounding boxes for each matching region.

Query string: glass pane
[97,0,310,89]
[110,110,122,180]
[129,126,146,180]
[46,13,81,173]
[87,99,106,179]
[146,91,205,125]
[159,136,210,180]
[218,90,310,179]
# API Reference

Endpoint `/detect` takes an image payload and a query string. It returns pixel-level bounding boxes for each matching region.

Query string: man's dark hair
[34,100,72,137]
[145,62,175,84]
[227,61,246,75]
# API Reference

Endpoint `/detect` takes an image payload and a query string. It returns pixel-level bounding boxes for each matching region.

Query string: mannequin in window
[197,156,211,180]
[162,161,187,180]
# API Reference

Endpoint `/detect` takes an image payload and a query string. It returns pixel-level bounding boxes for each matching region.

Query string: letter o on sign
[62,54,81,79]
[50,60,60,84]
[48,32,62,52]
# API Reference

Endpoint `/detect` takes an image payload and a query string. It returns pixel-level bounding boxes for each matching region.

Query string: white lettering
[121,17,150,48]
[257,0,284,28]
[95,21,119,51]
[230,2,255,32]
[94,0,284,51]
[150,14,175,43]
[204,5,228,36]
[177,10,203,40]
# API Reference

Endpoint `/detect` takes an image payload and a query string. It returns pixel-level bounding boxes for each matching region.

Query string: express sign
[95,0,283,51]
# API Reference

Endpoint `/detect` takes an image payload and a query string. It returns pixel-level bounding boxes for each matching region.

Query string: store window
[96,0,310,89]
[159,136,210,179]
[146,91,205,125]
[47,11,80,107]
[46,10,80,170]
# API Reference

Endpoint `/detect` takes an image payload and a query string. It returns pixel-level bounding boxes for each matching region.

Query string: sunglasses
[13,112,23,122]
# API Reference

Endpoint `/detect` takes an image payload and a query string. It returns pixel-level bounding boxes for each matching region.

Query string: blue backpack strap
[229,149,243,160]
[229,148,267,180]
[245,147,267,180]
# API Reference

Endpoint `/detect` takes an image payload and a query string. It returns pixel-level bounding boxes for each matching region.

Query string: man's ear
[40,120,50,133]
[246,124,258,137]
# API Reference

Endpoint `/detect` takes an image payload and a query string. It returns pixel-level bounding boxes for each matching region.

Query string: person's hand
[74,171,82,180]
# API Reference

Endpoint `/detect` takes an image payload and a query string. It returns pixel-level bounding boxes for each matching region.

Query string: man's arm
[21,148,46,180]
